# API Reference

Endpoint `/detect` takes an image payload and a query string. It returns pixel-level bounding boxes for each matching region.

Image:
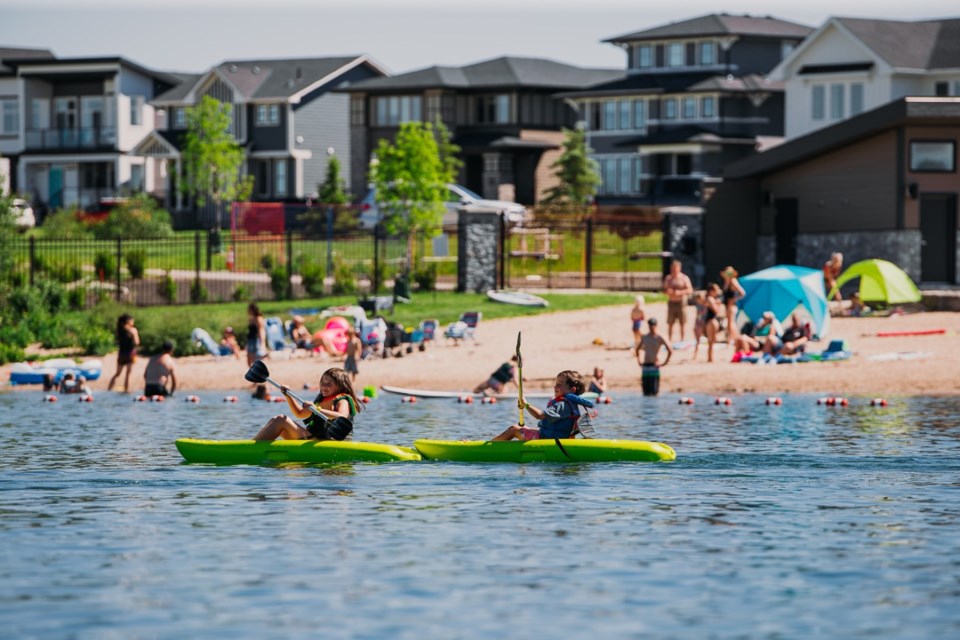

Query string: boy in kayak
[253,367,363,441]
[473,356,518,395]
[490,370,595,441]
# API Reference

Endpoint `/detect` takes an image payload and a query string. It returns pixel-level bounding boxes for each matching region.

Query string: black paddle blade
[307,417,354,441]
[244,359,270,384]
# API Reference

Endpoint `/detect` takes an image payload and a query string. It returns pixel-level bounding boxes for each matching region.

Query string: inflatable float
[9,358,103,385]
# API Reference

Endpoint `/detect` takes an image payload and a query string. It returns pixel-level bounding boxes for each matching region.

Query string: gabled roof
[343,56,622,93]
[0,46,55,74]
[604,13,812,44]
[724,97,960,179]
[154,74,203,102]
[557,72,782,99]
[214,56,384,100]
[833,17,960,70]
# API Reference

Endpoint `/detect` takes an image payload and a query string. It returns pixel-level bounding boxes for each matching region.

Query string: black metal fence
[7,211,668,308]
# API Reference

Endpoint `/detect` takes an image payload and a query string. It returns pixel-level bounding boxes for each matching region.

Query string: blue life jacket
[538,394,595,439]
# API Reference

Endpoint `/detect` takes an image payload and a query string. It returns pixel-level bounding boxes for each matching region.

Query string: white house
[770,17,960,139]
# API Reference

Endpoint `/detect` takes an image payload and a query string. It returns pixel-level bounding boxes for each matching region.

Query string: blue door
[49,168,63,209]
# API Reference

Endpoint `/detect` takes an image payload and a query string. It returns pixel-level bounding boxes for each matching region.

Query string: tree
[179,96,253,230]
[434,117,463,185]
[542,126,601,210]
[369,122,446,270]
[317,154,349,205]
[300,153,356,235]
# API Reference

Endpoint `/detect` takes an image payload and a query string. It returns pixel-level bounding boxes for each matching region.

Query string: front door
[774,198,798,265]
[49,168,63,209]
[920,194,957,283]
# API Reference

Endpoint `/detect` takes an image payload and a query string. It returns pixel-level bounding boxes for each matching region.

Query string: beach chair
[265,317,296,355]
[460,311,481,341]
[191,328,233,358]
[419,319,439,344]
[358,316,388,359]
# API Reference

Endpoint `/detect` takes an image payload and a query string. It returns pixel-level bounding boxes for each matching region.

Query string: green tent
[831,259,922,304]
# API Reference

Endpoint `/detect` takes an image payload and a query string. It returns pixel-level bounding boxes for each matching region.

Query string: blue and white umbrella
[738,265,830,338]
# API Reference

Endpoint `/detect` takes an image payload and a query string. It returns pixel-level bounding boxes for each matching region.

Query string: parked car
[359,183,528,229]
[11,198,35,229]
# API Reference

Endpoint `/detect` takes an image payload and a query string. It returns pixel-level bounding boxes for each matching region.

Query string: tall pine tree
[542,126,600,209]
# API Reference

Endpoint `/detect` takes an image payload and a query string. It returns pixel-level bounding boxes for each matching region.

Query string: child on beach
[252,367,362,441]
[630,295,647,349]
[344,327,361,383]
[107,313,139,392]
[59,372,92,397]
[588,366,607,395]
[490,370,596,441]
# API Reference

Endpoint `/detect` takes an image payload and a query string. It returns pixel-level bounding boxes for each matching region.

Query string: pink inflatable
[313,316,350,354]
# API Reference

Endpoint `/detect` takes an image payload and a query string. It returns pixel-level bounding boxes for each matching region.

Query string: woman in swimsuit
[246,303,267,367]
[720,267,745,345]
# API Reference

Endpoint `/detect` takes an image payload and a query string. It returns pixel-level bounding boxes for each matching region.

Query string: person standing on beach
[246,303,267,367]
[630,295,646,350]
[636,318,672,396]
[663,260,694,344]
[107,313,139,392]
[344,327,361,384]
[824,253,844,302]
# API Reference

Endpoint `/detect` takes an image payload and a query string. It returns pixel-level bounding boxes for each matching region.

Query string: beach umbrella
[738,265,830,337]
[830,259,921,304]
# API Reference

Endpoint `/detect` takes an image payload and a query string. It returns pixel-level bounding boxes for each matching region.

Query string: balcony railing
[25,127,118,151]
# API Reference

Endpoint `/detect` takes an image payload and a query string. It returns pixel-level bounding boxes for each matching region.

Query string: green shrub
[68,286,87,311]
[158,271,177,303]
[260,253,275,272]
[93,194,174,240]
[190,279,209,304]
[332,259,357,295]
[232,284,249,302]
[0,322,33,349]
[125,249,147,279]
[413,264,437,292]
[299,258,325,297]
[35,279,66,314]
[270,266,289,300]
[39,209,94,239]
[0,342,25,365]
[94,251,116,281]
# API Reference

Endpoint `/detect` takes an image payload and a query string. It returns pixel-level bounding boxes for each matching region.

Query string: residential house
[339,56,622,205]
[0,47,55,195]
[2,55,178,218]
[136,56,387,228]
[770,17,960,139]
[560,13,812,211]
[705,97,960,285]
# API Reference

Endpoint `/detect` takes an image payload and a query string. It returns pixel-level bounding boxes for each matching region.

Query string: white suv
[11,198,35,229]
[359,183,528,228]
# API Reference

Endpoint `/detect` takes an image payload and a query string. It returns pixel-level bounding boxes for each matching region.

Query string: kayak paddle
[245,360,352,438]
[515,331,525,427]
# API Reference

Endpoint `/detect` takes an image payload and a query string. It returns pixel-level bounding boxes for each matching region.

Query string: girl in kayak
[252,367,363,441]
[490,370,595,441]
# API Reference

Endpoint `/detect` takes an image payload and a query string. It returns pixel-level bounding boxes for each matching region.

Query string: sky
[2,0,958,75]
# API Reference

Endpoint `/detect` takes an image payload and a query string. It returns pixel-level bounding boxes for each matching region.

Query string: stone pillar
[457,208,500,293]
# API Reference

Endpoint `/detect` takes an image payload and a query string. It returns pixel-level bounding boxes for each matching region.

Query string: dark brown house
[705,97,960,285]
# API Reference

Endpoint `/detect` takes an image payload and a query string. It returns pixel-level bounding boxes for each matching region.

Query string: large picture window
[0,98,20,134]
[374,95,422,126]
[636,45,653,69]
[812,85,825,121]
[910,141,956,172]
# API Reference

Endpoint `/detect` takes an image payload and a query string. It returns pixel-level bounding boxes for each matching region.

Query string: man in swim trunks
[663,260,694,344]
[636,317,672,396]
[144,340,178,397]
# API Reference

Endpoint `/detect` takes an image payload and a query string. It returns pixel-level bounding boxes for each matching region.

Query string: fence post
[373,223,381,293]
[585,215,594,289]
[194,231,201,301]
[116,237,122,302]
[326,205,334,277]
[206,230,212,271]
[28,237,35,287]
[498,215,506,290]
[286,231,293,300]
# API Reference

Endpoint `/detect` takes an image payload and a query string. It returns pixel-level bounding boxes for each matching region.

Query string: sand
[12,302,956,398]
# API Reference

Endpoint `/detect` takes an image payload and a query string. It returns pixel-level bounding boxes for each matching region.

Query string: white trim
[131,131,180,157]
[288,55,389,104]
[21,152,121,164]
[184,68,243,104]
[19,62,120,75]
[636,143,707,155]
[248,149,312,159]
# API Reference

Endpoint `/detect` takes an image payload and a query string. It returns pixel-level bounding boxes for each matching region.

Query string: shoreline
[3,303,958,397]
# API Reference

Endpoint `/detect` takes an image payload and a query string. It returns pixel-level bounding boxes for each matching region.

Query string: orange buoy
[870,398,888,407]
[43,394,58,403]
[223,395,238,403]
[361,396,371,404]
[185,395,200,404]
[136,395,148,402]
[714,397,732,405]
[79,395,93,403]
[679,397,694,405]
[765,397,782,406]
[838,397,849,407]
[152,395,166,402]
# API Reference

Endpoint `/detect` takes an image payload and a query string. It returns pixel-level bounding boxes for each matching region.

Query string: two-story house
[339,56,622,204]
[770,17,960,139]
[560,13,812,211]
[135,56,387,228]
[0,47,56,196]
[2,56,177,218]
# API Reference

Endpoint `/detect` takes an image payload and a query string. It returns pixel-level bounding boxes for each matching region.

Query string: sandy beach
[11,302,957,398]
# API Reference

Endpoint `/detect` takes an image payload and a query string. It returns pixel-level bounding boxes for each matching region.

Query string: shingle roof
[835,17,960,70]
[215,56,370,99]
[153,74,203,102]
[344,56,622,92]
[605,13,812,43]
[557,72,782,98]
[0,46,55,74]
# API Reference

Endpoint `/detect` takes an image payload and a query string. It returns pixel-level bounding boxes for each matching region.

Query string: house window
[910,141,955,172]
[663,98,677,120]
[0,98,18,134]
[637,45,653,69]
[374,95,422,126]
[935,82,950,97]
[667,43,684,67]
[701,96,716,118]
[699,41,715,65]
[619,158,631,193]
[603,101,617,131]
[256,104,280,126]
[425,94,441,123]
[130,95,144,126]
[830,84,844,119]
[682,97,697,119]
[257,161,269,197]
[633,99,645,128]
[812,85,825,120]
[55,97,77,129]
[475,94,509,124]
[850,83,864,116]
[350,96,366,126]
[31,98,49,129]
[619,101,631,129]
[603,159,616,194]
[173,107,187,129]
[275,160,287,196]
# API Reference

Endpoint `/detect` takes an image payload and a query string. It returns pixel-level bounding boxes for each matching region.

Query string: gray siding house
[136,56,387,228]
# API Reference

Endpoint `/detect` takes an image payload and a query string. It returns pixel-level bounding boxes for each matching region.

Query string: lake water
[1,389,959,638]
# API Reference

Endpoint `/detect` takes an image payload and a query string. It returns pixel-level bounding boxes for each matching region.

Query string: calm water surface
[1,390,959,639]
